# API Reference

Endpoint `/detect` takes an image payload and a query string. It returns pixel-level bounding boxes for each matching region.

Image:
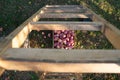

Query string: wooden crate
[0,3,120,76]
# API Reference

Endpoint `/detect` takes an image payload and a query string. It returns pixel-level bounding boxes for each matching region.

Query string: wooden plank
[30,21,103,31]
[45,5,82,8]
[0,67,4,76]
[81,2,120,49]
[1,61,120,73]
[0,48,120,73]
[44,6,84,10]
[39,13,89,18]
[41,8,86,13]
[0,39,11,76]
[1,48,120,63]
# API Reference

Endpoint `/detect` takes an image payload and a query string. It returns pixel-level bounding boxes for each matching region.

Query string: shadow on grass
[0,0,80,36]
[84,0,120,29]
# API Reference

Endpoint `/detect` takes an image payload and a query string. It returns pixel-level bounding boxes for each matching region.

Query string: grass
[29,30,53,48]
[84,0,120,29]
[74,31,114,49]
[0,0,79,36]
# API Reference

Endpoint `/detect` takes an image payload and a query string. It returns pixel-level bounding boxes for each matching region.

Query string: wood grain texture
[43,6,85,10]
[45,5,82,8]
[0,59,120,73]
[0,67,4,76]
[41,7,86,13]
[39,13,89,18]
[1,48,120,63]
[30,21,103,31]
[0,39,11,76]
[0,48,120,73]
[81,2,120,49]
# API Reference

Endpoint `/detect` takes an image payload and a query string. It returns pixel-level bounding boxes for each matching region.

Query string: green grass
[74,31,114,49]
[84,0,120,29]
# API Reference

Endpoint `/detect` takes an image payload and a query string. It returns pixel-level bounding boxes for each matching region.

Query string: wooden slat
[41,8,86,13]
[39,13,90,18]
[0,67,4,76]
[44,6,84,10]
[0,39,11,76]
[1,48,120,63]
[30,21,103,31]
[81,2,120,49]
[0,48,120,73]
[45,5,82,8]
[1,61,120,73]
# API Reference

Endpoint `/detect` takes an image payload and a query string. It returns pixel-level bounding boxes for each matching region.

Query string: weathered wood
[39,13,90,18]
[45,5,82,8]
[81,2,120,49]
[30,21,103,31]
[0,67,4,76]
[41,8,86,13]
[0,60,120,73]
[1,48,120,63]
[43,6,85,10]
[0,61,4,76]
[0,48,120,73]
[0,39,11,76]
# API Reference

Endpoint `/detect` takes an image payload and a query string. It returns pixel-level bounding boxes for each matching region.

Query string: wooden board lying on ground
[45,5,83,8]
[41,7,86,13]
[0,48,120,73]
[81,2,120,49]
[30,21,103,31]
[0,67,4,76]
[43,6,85,10]
[39,13,89,18]
[0,4,120,74]
[1,48,120,62]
